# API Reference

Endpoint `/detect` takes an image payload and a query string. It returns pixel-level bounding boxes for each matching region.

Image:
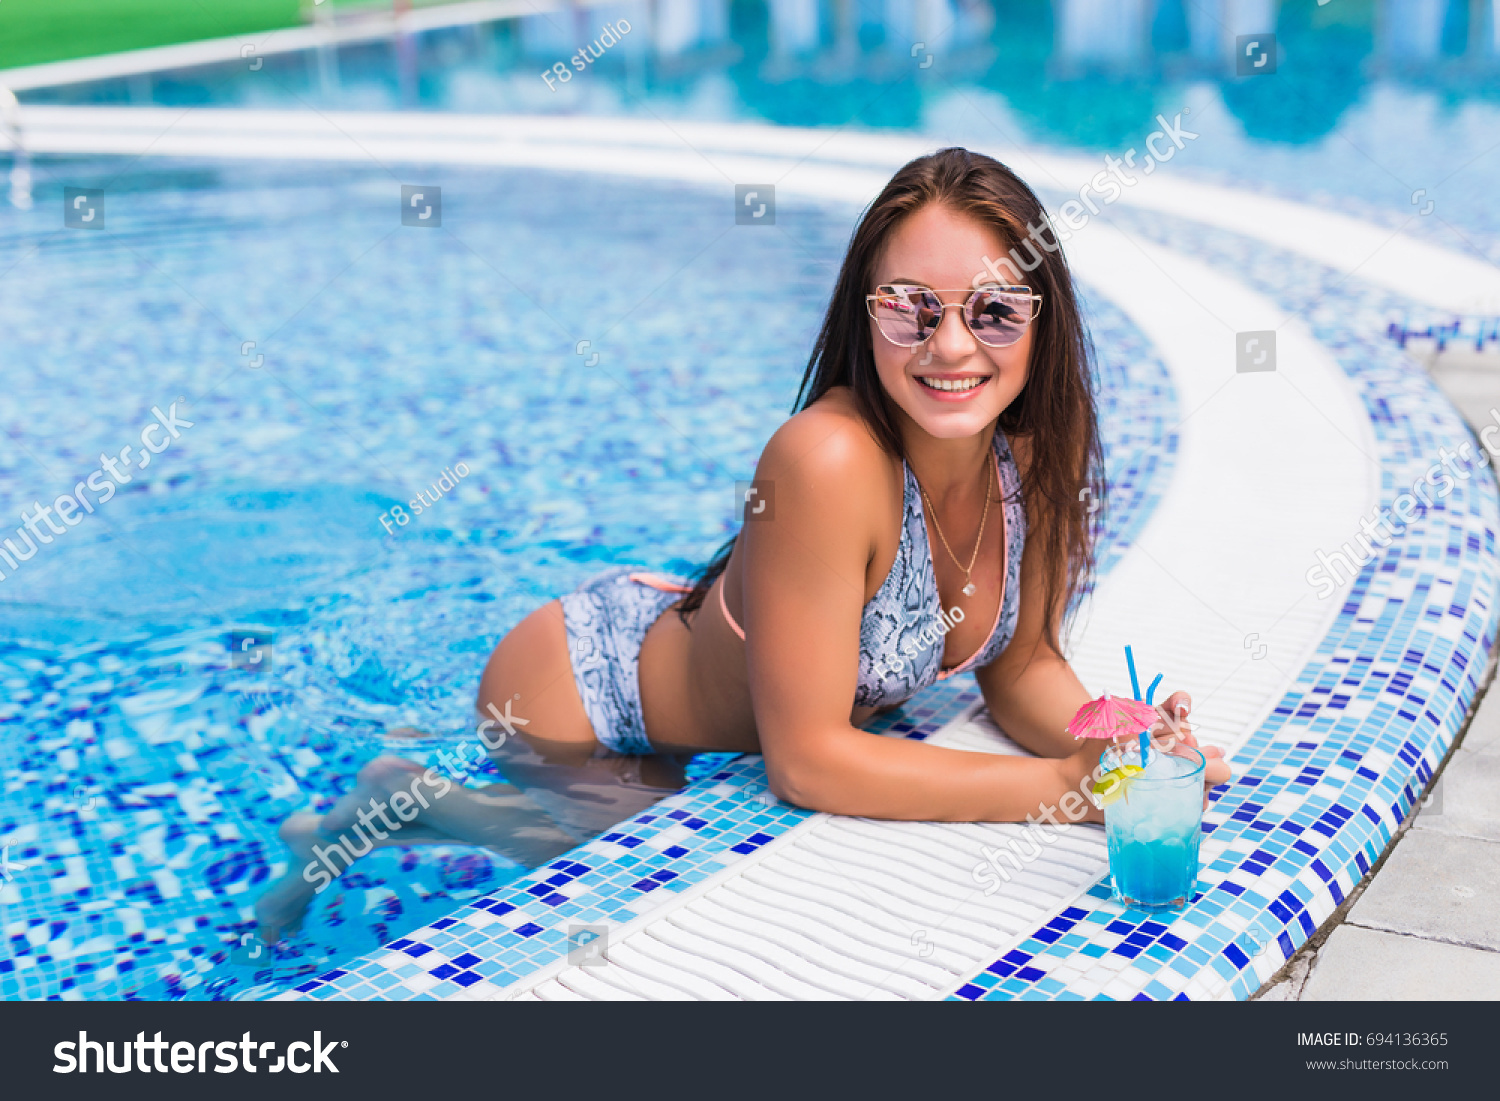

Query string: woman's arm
[739,411,1108,823]
[973,521,1093,759]
[975,487,1232,794]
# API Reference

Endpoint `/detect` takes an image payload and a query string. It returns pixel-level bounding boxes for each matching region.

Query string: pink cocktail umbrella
[1073,647,1174,806]
[1070,690,1161,806]
[1067,691,1160,745]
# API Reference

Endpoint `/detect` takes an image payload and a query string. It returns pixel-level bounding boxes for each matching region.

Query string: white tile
[1266,791,1302,816]
[1249,867,1292,896]
[621,890,675,916]
[643,824,693,850]
[1070,974,1103,999]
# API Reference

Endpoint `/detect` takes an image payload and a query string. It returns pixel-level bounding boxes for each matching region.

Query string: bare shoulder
[743,388,898,607]
[756,388,895,496]
[746,389,901,584]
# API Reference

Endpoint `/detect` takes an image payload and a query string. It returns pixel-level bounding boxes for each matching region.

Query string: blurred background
[4,0,1497,247]
[0,0,1496,1001]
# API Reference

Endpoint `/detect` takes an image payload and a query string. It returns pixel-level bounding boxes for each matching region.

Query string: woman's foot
[253,757,428,941]
[253,812,325,943]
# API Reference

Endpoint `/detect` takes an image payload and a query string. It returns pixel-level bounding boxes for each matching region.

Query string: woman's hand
[1151,691,1232,805]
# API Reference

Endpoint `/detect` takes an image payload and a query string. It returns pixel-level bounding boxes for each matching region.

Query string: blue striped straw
[1125,645,1148,767]
[1142,675,1163,765]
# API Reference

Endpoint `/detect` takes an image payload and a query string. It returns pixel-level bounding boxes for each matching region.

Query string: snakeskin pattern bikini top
[719,428,1027,708]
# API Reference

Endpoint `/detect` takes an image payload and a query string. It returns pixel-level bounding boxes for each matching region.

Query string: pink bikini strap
[718,575,747,640]
[630,570,747,640]
[628,571,693,594]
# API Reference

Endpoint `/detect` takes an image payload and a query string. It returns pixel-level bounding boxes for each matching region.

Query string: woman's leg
[256,600,690,939]
[254,758,580,940]
[475,598,693,842]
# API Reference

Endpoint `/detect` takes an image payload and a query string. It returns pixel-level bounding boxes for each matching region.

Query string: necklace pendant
[962,581,977,597]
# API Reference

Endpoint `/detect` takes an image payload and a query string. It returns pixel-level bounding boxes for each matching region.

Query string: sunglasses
[865,283,1043,349]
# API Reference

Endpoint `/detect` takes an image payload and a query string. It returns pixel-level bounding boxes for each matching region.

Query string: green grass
[0,0,397,71]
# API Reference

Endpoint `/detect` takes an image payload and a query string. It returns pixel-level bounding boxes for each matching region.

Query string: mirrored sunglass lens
[874,289,940,344]
[967,290,1031,345]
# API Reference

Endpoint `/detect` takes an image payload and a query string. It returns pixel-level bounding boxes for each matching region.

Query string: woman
[256,148,1231,937]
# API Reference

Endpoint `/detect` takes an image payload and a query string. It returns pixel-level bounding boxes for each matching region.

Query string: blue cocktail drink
[1100,743,1205,911]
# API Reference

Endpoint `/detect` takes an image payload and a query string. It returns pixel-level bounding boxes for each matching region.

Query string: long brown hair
[679,147,1104,651]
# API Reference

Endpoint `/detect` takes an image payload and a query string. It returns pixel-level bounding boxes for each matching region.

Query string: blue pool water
[0,155,1174,998]
[3,0,1496,1002]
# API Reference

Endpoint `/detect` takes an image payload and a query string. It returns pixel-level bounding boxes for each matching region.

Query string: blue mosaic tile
[35,172,1472,1004]
[958,210,1498,1001]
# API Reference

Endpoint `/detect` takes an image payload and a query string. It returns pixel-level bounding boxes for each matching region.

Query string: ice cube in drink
[1104,744,1205,912]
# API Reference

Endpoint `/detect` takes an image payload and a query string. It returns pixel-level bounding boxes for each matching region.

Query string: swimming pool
[3,0,1498,1002]
[0,149,1174,998]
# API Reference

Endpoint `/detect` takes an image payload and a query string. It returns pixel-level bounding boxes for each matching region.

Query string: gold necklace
[917,457,993,598]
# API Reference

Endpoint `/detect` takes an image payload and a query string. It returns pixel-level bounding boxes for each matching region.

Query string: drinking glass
[1102,742,1205,911]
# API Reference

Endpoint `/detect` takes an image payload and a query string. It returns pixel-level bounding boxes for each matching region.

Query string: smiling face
[869,203,1032,442]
